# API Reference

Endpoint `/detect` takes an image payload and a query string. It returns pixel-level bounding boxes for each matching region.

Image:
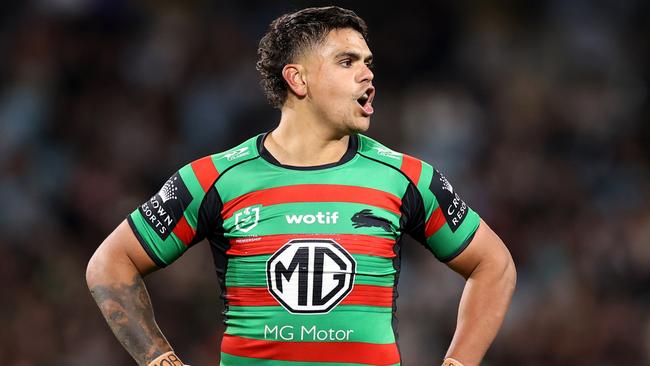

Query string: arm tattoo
[90,274,171,365]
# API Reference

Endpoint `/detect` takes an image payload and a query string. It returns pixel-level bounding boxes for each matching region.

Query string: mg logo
[234,205,260,233]
[266,239,356,314]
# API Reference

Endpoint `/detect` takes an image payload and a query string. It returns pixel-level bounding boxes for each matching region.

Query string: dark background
[1,1,648,365]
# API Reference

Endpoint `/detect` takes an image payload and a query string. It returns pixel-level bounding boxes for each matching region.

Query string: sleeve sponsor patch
[429,169,469,232]
[138,172,193,240]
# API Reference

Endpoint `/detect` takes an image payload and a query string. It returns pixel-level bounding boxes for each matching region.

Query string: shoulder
[209,134,261,173]
[192,134,261,173]
[357,134,432,186]
[181,134,261,191]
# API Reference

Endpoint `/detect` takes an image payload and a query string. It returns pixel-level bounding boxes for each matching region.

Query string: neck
[265,107,351,167]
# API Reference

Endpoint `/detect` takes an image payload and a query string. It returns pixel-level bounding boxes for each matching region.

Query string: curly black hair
[256,6,368,109]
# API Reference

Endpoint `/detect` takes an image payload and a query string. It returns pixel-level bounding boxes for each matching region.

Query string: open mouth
[356,86,375,113]
[357,93,369,107]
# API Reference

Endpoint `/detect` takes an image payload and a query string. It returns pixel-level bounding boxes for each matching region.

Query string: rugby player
[86,6,516,366]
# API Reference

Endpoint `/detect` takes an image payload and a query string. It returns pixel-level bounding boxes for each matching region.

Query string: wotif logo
[285,211,339,225]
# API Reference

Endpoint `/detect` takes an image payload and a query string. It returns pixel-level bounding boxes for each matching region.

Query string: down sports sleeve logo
[138,172,193,240]
[266,239,356,314]
[430,169,469,232]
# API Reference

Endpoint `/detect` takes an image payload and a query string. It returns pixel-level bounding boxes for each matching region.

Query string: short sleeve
[404,163,480,262]
[127,156,220,267]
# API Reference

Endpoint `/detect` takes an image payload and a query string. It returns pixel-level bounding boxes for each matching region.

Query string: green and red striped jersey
[128,133,480,366]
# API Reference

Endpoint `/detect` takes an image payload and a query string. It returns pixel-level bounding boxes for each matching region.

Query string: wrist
[147,351,184,366]
[442,357,465,366]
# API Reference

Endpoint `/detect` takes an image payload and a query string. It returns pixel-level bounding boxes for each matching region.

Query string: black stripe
[204,188,230,324]
[193,184,221,246]
[195,156,258,325]
[401,182,426,243]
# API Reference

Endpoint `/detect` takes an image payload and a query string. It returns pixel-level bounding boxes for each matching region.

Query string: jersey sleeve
[403,160,480,262]
[127,156,221,267]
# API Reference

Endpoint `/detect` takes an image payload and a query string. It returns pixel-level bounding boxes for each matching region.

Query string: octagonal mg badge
[266,239,356,314]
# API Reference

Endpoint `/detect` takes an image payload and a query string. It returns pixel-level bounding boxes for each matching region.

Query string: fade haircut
[256,6,369,108]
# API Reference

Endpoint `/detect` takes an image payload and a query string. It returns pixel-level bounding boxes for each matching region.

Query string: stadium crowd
[1,1,648,365]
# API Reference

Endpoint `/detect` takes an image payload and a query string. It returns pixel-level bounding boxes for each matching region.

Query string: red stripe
[172,216,195,245]
[425,206,446,237]
[221,334,400,365]
[400,154,422,185]
[191,156,219,192]
[343,284,393,307]
[221,184,401,220]
[227,285,392,307]
[227,234,395,258]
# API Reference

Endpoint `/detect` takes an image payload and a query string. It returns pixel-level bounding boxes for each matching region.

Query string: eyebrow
[334,51,373,63]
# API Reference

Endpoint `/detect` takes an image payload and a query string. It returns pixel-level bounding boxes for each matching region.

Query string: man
[86,6,516,366]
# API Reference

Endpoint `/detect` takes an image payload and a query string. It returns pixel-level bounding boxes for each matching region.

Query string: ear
[282,64,307,98]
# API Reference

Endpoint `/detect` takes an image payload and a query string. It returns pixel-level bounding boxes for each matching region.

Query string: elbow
[86,243,116,289]
[477,240,516,296]
[86,237,144,291]
[501,249,517,296]
[86,250,103,290]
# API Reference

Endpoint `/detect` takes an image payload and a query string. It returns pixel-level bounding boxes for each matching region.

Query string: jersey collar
[257,132,359,171]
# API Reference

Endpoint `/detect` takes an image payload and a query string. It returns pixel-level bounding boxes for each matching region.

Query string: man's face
[300,28,375,134]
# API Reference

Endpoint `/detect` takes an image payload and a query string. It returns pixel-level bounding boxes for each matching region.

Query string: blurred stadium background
[1,1,648,365]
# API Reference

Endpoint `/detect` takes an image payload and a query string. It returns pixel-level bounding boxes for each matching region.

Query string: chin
[341,116,369,133]
[352,118,371,133]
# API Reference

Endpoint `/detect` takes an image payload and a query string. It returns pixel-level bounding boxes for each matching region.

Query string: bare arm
[443,219,517,366]
[86,220,175,365]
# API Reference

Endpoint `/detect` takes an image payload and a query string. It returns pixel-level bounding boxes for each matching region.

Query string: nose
[358,64,374,83]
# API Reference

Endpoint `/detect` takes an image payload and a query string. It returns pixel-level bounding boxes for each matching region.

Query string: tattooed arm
[86,220,177,365]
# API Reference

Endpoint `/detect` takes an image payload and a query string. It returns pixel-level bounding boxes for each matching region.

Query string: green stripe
[127,163,209,267]
[129,209,186,265]
[224,202,401,238]
[225,254,395,288]
[216,156,409,205]
[212,136,259,174]
[427,208,480,260]
[357,134,404,171]
[416,162,437,219]
[225,305,395,344]
[220,352,400,366]
[228,304,392,314]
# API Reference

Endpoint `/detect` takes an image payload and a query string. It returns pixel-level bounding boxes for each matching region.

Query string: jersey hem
[126,215,167,268]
